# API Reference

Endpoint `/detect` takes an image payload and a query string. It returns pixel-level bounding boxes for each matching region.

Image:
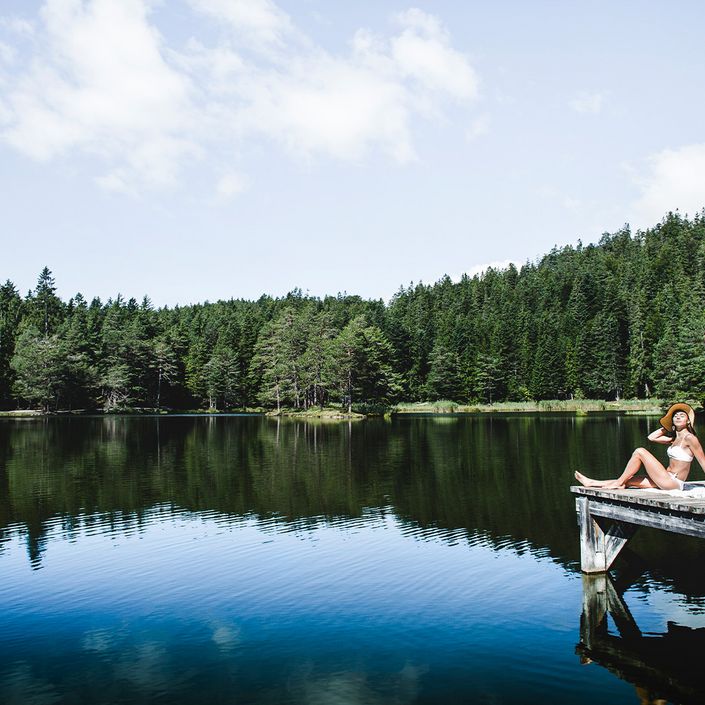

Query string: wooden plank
[599,519,637,571]
[588,501,705,539]
[571,484,705,514]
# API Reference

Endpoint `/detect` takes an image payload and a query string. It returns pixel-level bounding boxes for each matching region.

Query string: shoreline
[391,400,666,416]
[0,399,669,419]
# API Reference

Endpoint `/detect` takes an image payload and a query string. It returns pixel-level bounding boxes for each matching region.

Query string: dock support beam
[576,496,637,573]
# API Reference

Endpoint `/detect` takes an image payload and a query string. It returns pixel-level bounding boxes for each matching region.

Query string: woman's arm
[648,427,672,444]
[686,434,705,474]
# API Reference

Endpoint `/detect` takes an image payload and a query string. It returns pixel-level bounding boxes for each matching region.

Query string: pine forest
[2,212,704,414]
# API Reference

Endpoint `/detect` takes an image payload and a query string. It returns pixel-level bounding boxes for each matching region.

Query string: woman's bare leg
[575,448,677,490]
[624,476,658,489]
[574,471,611,487]
[575,452,645,487]
[608,447,679,490]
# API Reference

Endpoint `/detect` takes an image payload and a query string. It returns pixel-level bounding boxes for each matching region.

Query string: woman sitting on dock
[575,403,705,490]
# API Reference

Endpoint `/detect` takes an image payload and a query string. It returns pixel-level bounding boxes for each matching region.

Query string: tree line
[1,211,704,412]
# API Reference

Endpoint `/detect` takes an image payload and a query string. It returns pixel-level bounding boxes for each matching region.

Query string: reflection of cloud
[0,662,61,705]
[645,590,705,629]
[292,663,426,705]
[82,628,115,653]
[114,642,172,693]
[211,623,241,651]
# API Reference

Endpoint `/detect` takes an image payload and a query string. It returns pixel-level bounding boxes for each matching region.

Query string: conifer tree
[11,325,67,412]
[0,280,23,408]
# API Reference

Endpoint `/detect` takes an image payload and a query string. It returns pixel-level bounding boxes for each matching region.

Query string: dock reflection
[578,574,704,705]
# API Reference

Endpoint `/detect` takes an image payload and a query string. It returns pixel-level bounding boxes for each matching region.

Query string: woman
[575,403,705,490]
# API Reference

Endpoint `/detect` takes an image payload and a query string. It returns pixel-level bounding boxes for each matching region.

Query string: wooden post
[603,575,641,640]
[599,517,637,572]
[576,496,637,573]
[580,573,608,652]
[577,496,605,572]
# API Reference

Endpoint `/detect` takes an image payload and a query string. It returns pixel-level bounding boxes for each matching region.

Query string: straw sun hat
[659,402,696,430]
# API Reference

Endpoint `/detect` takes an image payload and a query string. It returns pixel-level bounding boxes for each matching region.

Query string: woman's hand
[648,427,672,444]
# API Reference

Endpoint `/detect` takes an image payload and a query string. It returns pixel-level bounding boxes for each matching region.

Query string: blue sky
[1,0,704,306]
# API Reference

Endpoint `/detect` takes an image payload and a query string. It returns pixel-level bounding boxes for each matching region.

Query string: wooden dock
[570,484,705,573]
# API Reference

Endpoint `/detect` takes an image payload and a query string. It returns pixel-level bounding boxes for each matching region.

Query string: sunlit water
[1,415,704,704]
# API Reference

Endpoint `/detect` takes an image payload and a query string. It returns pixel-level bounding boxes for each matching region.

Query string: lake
[1,415,704,704]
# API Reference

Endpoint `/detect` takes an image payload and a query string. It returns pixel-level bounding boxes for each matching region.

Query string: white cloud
[392,9,479,101]
[0,40,15,64]
[630,143,705,227]
[1,1,481,192]
[95,170,134,195]
[0,17,35,37]
[570,91,603,114]
[232,52,416,163]
[451,259,521,282]
[2,0,196,188]
[187,0,296,54]
[466,113,490,141]
[215,171,248,200]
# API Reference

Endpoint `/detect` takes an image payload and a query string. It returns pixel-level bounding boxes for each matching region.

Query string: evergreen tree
[425,342,463,400]
[201,347,240,410]
[27,267,63,337]
[11,325,67,412]
[333,316,403,411]
[0,281,23,408]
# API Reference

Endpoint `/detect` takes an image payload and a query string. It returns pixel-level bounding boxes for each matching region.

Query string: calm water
[1,415,705,704]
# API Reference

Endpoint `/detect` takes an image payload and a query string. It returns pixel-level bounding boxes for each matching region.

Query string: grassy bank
[392,399,667,415]
[0,399,680,419]
[0,409,44,417]
[266,407,365,420]
[0,408,267,417]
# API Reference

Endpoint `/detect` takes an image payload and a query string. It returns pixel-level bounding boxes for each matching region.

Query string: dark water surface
[1,415,705,704]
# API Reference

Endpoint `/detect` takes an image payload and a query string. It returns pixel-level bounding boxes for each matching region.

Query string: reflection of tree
[578,574,705,705]
[2,416,705,574]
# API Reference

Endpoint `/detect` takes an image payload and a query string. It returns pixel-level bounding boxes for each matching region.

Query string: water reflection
[578,573,705,704]
[3,415,705,575]
[4,415,705,703]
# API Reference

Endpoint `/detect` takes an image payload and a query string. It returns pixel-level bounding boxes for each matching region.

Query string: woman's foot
[574,471,625,490]
[575,471,602,487]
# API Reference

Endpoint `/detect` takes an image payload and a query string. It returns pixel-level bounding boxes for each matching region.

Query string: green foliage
[424,343,462,401]
[0,280,23,407]
[11,325,69,412]
[3,214,705,412]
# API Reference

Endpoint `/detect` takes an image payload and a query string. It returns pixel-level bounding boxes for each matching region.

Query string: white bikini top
[667,443,694,462]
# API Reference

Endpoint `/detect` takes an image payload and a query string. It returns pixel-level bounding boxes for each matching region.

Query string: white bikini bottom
[668,471,685,490]
[668,471,693,490]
